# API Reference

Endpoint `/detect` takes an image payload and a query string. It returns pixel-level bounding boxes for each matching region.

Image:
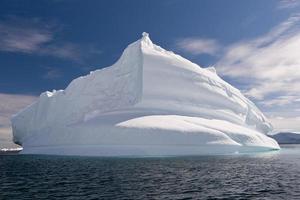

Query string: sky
[1,0,300,148]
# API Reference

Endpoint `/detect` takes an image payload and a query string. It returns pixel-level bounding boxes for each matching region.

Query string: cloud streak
[0,25,52,53]
[277,0,300,9]
[43,67,63,80]
[216,14,300,101]
[176,38,220,55]
[0,17,100,63]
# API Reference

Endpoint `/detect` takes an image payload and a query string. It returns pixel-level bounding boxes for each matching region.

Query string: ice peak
[206,66,217,74]
[142,32,149,38]
[141,32,153,46]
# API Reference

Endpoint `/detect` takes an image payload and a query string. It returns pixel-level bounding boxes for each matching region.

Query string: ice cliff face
[11,33,279,156]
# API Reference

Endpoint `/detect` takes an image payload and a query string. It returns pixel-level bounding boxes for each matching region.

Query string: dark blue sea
[1,145,300,200]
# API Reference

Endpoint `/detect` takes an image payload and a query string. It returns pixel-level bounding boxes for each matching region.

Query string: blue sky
[1,0,300,148]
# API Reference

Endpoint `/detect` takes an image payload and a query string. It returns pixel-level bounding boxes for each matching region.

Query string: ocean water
[1,145,300,200]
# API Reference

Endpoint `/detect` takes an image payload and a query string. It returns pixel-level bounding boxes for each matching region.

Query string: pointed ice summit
[12,33,280,156]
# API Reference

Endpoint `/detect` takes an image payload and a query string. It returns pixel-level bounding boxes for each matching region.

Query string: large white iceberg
[11,33,279,156]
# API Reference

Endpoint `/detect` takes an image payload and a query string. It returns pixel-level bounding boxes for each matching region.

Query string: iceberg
[11,32,280,156]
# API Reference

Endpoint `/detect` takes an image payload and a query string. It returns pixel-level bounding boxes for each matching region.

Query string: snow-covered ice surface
[11,33,279,156]
[0,147,22,152]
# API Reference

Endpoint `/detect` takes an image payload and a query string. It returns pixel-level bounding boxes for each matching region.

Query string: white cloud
[39,43,83,63]
[43,68,63,80]
[0,17,53,52]
[0,17,100,63]
[0,27,52,53]
[216,14,300,101]
[261,95,299,107]
[0,93,37,148]
[277,0,300,9]
[176,38,220,55]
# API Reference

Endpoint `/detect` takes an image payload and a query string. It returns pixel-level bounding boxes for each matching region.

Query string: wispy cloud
[0,17,101,63]
[0,26,52,53]
[277,0,300,9]
[0,93,37,148]
[40,43,83,63]
[43,67,63,80]
[216,14,300,101]
[261,95,300,107]
[176,38,220,55]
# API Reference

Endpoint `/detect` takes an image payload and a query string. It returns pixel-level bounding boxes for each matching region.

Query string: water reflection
[0,145,300,199]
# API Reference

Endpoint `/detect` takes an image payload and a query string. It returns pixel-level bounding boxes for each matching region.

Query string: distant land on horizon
[270,132,300,144]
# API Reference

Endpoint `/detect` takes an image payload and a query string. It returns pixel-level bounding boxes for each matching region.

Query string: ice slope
[11,32,280,156]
